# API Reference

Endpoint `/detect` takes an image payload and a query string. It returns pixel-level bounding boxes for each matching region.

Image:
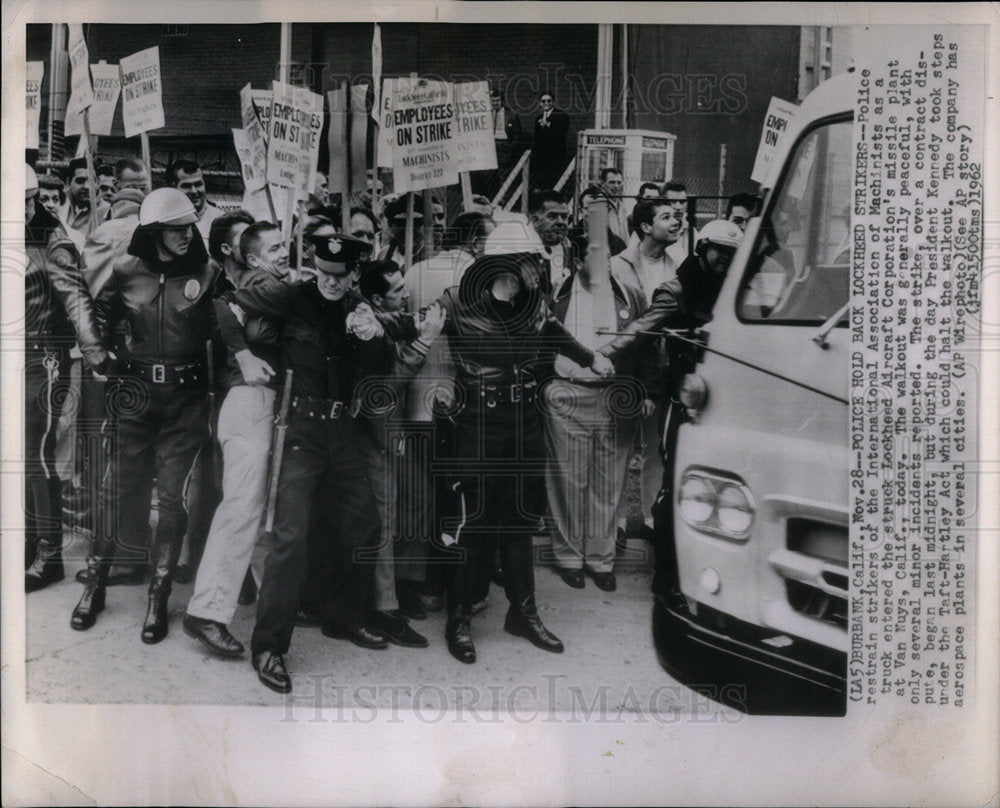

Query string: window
[738,116,852,325]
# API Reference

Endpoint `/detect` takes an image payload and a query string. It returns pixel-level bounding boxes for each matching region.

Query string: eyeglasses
[540,98,554,105]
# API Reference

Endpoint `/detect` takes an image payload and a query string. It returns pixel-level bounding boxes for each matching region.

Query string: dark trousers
[252,414,380,656]
[100,381,208,589]
[24,343,70,565]
[446,400,546,612]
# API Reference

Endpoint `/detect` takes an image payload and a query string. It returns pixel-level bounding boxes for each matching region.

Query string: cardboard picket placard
[251,89,273,146]
[265,80,323,190]
[239,83,268,183]
[232,128,267,192]
[452,80,497,173]
[26,61,44,150]
[750,96,798,185]
[67,24,94,112]
[119,46,165,137]
[377,77,396,168]
[67,62,121,137]
[88,62,122,136]
[391,77,459,193]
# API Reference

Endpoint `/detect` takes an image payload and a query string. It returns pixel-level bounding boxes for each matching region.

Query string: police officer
[438,249,614,664]
[71,189,220,645]
[230,236,392,694]
[24,165,109,592]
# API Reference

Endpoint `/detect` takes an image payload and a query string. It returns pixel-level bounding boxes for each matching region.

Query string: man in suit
[476,89,522,198]
[530,92,569,191]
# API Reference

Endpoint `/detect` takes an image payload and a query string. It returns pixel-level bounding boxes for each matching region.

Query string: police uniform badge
[183,279,201,300]
[619,308,629,320]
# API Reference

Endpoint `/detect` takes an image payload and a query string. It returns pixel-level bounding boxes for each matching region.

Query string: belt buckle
[152,364,166,384]
[330,401,342,418]
[510,383,520,403]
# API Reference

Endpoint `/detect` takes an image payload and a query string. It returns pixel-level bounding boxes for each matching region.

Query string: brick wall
[28,22,804,200]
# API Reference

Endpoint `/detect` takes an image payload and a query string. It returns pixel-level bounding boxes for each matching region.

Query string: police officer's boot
[445,604,476,664]
[71,533,113,631]
[25,478,65,593]
[141,518,183,644]
[500,535,564,653]
[503,595,564,653]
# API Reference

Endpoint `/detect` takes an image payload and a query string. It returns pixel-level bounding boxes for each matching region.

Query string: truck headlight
[676,469,755,541]
[678,475,714,524]
[716,483,754,535]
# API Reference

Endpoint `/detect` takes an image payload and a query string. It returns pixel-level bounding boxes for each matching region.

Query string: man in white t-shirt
[662,180,698,266]
[610,199,681,540]
[544,199,648,592]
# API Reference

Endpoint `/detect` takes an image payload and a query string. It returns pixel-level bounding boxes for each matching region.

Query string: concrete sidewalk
[24,544,729,719]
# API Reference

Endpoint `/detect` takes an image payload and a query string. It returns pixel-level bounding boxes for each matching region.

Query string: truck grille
[776,518,848,629]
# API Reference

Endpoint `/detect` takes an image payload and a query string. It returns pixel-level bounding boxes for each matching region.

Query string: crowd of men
[24,145,755,694]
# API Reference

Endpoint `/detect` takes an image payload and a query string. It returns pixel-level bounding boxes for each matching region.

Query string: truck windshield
[738,116,852,325]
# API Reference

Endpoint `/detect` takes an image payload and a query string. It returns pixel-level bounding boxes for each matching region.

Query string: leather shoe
[76,565,146,586]
[141,591,170,644]
[470,597,489,614]
[70,576,106,631]
[252,651,291,694]
[418,593,444,612]
[294,607,321,628]
[25,559,65,593]
[558,568,585,589]
[445,613,476,664]
[504,608,564,653]
[371,610,429,648]
[321,623,388,650]
[590,570,617,592]
[173,564,192,585]
[237,569,257,605]
[397,586,427,621]
[183,614,245,657]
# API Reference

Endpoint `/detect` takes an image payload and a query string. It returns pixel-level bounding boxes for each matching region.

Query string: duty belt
[462,377,538,408]
[291,395,345,420]
[122,357,206,386]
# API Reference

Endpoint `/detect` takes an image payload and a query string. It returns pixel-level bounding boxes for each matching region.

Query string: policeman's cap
[311,235,371,274]
[384,194,426,221]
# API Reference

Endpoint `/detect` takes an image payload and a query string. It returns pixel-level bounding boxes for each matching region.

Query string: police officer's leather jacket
[25,205,108,372]
[96,223,219,364]
[440,253,595,384]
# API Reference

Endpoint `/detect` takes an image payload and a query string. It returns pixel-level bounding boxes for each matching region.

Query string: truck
[651,71,854,715]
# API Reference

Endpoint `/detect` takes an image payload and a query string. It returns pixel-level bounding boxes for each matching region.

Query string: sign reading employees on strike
[119,47,165,137]
[232,128,267,192]
[26,62,44,150]
[265,80,324,189]
[750,96,797,184]
[66,62,122,137]
[452,81,497,173]
[391,77,459,192]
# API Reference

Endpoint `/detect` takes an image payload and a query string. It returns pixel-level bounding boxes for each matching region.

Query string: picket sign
[26,61,44,150]
[66,25,100,230]
[750,96,797,185]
